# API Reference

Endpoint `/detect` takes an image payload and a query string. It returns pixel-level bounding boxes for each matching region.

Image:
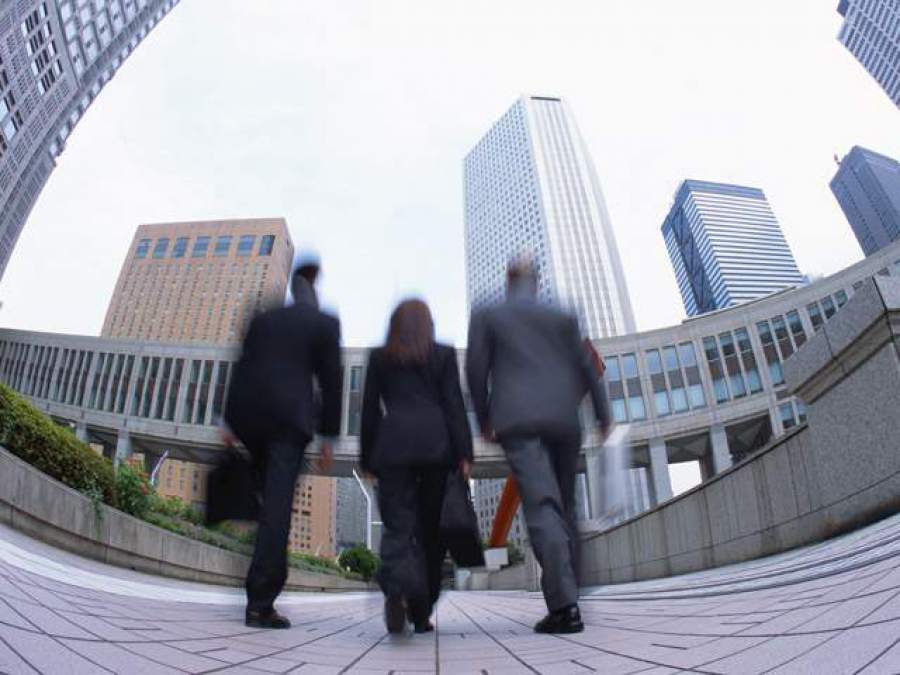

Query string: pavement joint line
[447,597,541,673]
[193,610,382,674]
[453,594,707,674]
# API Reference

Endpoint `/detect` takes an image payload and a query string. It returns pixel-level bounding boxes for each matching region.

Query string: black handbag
[205,448,261,526]
[440,470,485,568]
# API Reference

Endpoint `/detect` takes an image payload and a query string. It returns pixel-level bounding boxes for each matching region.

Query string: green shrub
[148,494,204,524]
[338,544,379,581]
[115,463,152,519]
[0,384,115,505]
[507,541,525,566]
[289,551,347,576]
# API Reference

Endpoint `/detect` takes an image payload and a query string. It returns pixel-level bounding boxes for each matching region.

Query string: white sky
[1,1,897,491]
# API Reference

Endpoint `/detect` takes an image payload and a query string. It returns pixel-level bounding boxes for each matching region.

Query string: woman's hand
[460,459,472,481]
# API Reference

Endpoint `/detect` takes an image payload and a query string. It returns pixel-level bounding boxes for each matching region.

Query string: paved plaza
[2,515,900,674]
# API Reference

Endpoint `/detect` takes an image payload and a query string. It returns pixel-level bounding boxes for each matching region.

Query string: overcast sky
[3,0,898,348]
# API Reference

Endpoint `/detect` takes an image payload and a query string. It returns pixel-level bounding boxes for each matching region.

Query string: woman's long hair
[384,299,434,366]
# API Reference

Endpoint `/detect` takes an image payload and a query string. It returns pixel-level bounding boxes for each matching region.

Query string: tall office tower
[662,180,805,317]
[334,478,368,553]
[830,145,900,256]
[837,0,900,108]
[102,218,294,344]
[0,0,180,280]
[464,95,636,339]
[290,476,336,558]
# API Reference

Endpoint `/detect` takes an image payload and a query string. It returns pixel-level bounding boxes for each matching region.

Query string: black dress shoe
[385,595,407,634]
[414,621,434,634]
[245,609,291,629]
[534,605,584,634]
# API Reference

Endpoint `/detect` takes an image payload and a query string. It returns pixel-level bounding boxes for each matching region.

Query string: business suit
[225,298,342,615]
[360,343,473,625]
[466,291,609,613]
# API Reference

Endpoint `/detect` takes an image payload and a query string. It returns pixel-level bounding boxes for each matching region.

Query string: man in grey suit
[466,257,610,634]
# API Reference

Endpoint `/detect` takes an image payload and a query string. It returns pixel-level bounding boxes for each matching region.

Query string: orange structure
[488,475,521,548]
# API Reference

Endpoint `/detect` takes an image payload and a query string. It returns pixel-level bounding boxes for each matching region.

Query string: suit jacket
[360,343,473,474]
[465,296,610,440]
[225,303,342,452]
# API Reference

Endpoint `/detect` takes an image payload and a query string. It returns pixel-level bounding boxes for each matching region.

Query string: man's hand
[460,459,473,480]
[220,427,238,447]
[599,423,612,445]
[317,437,334,473]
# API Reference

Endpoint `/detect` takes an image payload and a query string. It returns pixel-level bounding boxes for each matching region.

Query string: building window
[786,310,807,347]
[756,321,784,386]
[152,238,169,259]
[678,342,705,408]
[135,238,151,259]
[192,236,210,258]
[662,346,688,413]
[259,235,275,256]
[734,328,762,394]
[807,302,824,331]
[779,402,796,430]
[605,356,627,423]
[645,349,669,417]
[834,289,849,307]
[237,235,255,257]
[718,332,746,398]
[621,354,646,421]
[821,296,837,320]
[348,366,363,435]
[172,237,189,258]
[703,336,729,403]
[214,236,232,257]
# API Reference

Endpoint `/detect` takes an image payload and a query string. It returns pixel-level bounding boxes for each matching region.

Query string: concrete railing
[570,276,900,588]
[0,447,372,592]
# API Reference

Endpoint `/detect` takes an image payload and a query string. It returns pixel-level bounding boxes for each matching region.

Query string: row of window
[22,4,63,97]
[135,234,276,260]
[0,342,232,428]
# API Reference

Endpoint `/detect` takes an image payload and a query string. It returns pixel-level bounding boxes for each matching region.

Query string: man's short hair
[507,254,538,284]
[293,251,321,285]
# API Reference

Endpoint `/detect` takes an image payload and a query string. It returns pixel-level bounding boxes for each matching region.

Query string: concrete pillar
[114,429,132,469]
[709,423,732,475]
[74,422,88,444]
[648,437,673,506]
[584,447,603,520]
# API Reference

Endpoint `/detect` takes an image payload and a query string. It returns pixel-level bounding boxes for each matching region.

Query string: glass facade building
[662,180,805,317]
[464,95,636,338]
[830,145,900,256]
[837,0,900,108]
[0,0,179,281]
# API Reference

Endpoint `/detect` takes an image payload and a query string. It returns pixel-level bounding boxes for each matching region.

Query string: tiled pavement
[3,515,900,675]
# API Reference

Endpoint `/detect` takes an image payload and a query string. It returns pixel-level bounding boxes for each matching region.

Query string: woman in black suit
[360,299,473,634]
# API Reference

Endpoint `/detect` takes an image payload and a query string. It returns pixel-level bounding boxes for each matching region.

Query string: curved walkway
[2,517,900,674]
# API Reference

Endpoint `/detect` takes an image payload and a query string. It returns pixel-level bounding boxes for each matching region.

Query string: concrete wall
[578,426,813,586]
[0,447,371,592]
[576,276,900,588]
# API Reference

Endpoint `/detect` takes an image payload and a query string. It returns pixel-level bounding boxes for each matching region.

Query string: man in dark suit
[224,259,342,629]
[466,257,610,634]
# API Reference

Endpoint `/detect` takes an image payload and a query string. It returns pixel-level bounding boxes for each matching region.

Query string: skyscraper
[0,0,180,280]
[662,180,805,317]
[837,0,900,108]
[830,145,900,256]
[464,95,635,338]
[102,218,294,344]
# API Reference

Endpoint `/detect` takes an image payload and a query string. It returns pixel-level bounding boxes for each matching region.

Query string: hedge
[0,383,116,505]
